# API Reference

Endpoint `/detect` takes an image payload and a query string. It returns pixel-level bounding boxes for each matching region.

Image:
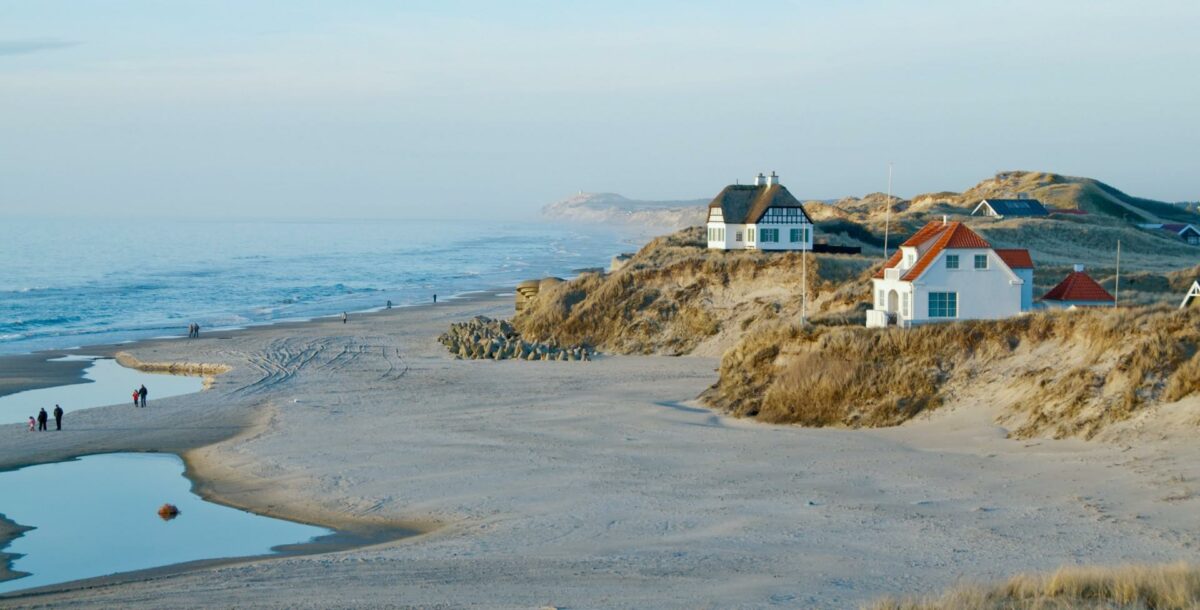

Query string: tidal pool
[0,356,204,425]
[0,452,330,594]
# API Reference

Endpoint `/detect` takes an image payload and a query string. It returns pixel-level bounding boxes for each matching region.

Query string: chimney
[1074,264,1085,273]
[766,171,779,186]
[753,172,765,186]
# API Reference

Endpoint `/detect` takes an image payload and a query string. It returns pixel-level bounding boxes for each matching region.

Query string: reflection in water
[0,453,329,594]
[0,357,204,425]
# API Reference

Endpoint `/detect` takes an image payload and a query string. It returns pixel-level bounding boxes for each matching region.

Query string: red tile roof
[874,221,992,279]
[995,249,1034,269]
[1042,271,1115,303]
[900,222,990,281]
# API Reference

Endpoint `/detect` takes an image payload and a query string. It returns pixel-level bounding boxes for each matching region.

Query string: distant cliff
[541,192,707,232]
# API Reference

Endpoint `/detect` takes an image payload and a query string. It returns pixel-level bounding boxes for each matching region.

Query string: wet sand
[1,292,1199,608]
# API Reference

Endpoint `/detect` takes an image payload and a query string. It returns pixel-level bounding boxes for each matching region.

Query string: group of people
[28,404,64,432]
[132,384,149,408]
[187,322,201,338]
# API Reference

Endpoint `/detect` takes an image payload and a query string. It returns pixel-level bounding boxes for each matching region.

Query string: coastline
[0,291,506,597]
[1,286,1199,607]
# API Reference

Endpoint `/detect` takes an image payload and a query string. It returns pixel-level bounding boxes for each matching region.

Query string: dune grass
[704,306,1200,437]
[866,563,1200,610]
[512,226,874,355]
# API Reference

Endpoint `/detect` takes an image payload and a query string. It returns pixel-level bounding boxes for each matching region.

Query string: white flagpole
[883,163,893,259]
[1115,240,1121,307]
[802,230,808,326]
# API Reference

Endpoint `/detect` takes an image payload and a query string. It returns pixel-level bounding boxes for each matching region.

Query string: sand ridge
[0,293,1198,608]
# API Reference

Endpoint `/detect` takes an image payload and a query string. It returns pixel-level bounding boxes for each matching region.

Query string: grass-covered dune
[703,305,1200,438]
[512,226,874,356]
[866,563,1200,610]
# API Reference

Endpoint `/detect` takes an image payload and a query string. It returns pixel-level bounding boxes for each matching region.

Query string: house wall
[1014,268,1034,311]
[907,248,1022,324]
[746,222,813,251]
[1042,300,1114,310]
[707,222,748,250]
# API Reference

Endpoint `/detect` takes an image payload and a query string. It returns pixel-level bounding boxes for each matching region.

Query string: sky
[1,0,1197,220]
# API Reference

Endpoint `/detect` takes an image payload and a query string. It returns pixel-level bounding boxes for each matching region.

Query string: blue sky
[1,1,1197,219]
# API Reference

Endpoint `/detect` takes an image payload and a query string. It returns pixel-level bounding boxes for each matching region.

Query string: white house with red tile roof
[866,219,1034,328]
[1039,265,1115,309]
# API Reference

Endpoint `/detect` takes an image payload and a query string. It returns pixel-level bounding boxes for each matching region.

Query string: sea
[0,217,635,356]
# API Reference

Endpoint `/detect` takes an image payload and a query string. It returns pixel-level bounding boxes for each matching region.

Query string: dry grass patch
[866,563,1200,610]
[512,226,874,355]
[704,306,1200,437]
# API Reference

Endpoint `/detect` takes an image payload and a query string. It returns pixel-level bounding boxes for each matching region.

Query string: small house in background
[971,197,1050,219]
[866,218,1034,328]
[1181,281,1200,309]
[706,172,814,251]
[1136,223,1200,245]
[1040,265,1115,309]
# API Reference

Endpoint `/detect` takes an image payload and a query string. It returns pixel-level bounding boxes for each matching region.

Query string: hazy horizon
[2,1,1197,220]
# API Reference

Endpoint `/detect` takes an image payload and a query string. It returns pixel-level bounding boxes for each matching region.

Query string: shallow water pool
[0,452,330,594]
[0,356,204,425]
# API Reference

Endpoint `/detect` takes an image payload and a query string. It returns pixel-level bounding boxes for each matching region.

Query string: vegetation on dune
[703,306,1200,438]
[512,227,874,355]
[866,563,1200,610]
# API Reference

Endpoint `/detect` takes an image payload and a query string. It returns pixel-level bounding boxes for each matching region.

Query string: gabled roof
[707,184,812,225]
[1161,223,1200,236]
[995,249,1034,269]
[974,198,1049,217]
[1041,271,1115,303]
[873,221,994,281]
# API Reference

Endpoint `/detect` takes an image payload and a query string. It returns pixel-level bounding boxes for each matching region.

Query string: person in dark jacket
[53,404,63,430]
[139,384,148,408]
[37,408,48,431]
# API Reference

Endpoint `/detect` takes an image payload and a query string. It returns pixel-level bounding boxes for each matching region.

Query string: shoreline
[1,282,1198,606]
[0,287,511,401]
[0,291,509,598]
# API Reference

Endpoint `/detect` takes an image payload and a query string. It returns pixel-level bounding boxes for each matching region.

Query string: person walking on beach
[133,389,141,407]
[139,384,148,408]
[386,300,392,309]
[28,416,36,432]
[194,323,200,338]
[53,404,63,430]
[37,408,48,431]
[433,294,437,304]
[342,312,348,324]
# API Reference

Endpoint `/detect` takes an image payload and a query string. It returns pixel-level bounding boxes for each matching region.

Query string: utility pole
[883,163,893,259]
[801,230,808,326]
[1115,240,1121,307]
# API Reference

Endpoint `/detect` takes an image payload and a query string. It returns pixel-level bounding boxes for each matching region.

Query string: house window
[735,231,743,242]
[789,227,810,243]
[748,228,756,241]
[928,292,958,318]
[877,290,884,307]
[945,254,959,269]
[901,293,910,318]
[974,254,988,269]
[760,228,779,242]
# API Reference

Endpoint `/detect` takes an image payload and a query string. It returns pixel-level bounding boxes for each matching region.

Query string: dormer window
[946,254,959,269]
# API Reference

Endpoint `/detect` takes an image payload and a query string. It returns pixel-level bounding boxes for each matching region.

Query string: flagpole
[883,163,893,259]
[1115,240,1121,307]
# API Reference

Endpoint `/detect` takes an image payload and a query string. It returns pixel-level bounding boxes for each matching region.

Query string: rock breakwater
[439,316,592,361]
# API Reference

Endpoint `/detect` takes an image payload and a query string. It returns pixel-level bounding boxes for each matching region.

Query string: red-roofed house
[1040,265,1115,309]
[867,219,1034,328]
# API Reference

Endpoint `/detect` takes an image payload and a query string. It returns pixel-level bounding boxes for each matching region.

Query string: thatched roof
[707,184,812,225]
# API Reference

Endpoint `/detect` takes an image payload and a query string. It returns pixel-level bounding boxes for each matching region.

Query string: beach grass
[865,563,1200,610]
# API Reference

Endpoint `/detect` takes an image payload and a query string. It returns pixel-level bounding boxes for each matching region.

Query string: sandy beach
[1,292,1199,608]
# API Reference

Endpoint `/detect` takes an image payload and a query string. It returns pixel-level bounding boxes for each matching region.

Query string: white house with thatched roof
[706,172,814,251]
